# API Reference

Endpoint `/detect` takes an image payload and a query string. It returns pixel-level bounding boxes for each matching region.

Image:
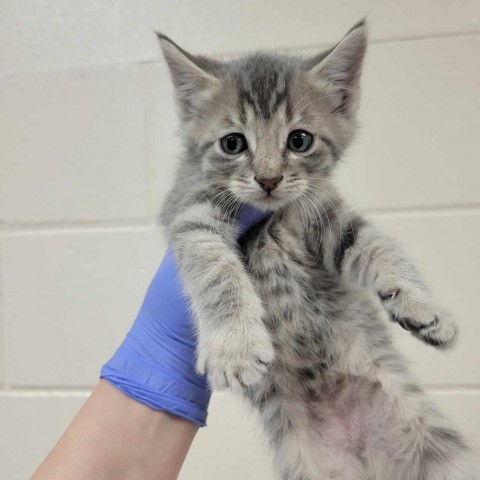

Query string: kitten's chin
[244,194,291,211]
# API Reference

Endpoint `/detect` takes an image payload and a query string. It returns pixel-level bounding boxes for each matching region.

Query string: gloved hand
[100,204,269,427]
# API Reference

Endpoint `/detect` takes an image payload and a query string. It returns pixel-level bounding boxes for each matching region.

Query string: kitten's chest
[242,214,337,370]
[243,215,313,312]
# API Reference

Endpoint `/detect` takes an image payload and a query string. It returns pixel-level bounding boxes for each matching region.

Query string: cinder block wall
[1,2,479,478]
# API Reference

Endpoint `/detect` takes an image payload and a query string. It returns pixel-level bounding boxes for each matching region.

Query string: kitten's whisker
[309,186,356,252]
[217,191,238,224]
[305,184,343,221]
[296,193,314,241]
[210,190,234,231]
[306,177,337,184]
[301,191,325,260]
[293,92,340,114]
[306,184,356,246]
[297,196,318,258]
[225,192,243,223]
[295,195,312,237]
[299,194,321,260]
[304,187,341,247]
[208,187,229,209]
[304,93,340,106]
[204,97,239,118]
[216,184,251,233]
[302,191,331,259]
[193,187,222,209]
[288,79,303,100]
[290,86,319,112]
[292,198,305,230]
[232,179,251,186]
[299,111,334,118]
[303,187,334,244]
[192,180,225,208]
[195,188,228,230]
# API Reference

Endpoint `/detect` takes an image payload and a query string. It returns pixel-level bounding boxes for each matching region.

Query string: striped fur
[158,21,475,480]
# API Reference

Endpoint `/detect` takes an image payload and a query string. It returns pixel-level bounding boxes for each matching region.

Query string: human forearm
[31,205,269,480]
[31,380,198,480]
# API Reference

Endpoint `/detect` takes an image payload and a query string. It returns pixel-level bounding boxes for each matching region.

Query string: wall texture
[1,1,479,478]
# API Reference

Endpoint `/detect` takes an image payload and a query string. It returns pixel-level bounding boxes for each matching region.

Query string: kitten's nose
[255,176,284,193]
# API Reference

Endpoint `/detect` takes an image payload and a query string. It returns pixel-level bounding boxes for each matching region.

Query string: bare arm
[31,380,198,480]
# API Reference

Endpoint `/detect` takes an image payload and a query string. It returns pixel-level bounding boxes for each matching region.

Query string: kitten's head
[159,21,367,211]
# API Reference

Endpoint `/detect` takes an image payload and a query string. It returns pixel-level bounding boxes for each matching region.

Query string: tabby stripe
[320,136,338,161]
[174,221,220,236]
[334,217,364,271]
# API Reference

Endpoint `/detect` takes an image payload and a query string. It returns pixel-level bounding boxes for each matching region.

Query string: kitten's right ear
[156,33,220,118]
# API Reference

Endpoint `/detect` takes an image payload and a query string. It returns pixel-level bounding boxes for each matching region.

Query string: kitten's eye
[287,130,313,153]
[220,133,248,155]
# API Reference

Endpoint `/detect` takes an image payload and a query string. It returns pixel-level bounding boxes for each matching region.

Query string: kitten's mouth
[237,188,289,211]
[263,193,276,201]
[260,190,283,202]
[251,191,289,210]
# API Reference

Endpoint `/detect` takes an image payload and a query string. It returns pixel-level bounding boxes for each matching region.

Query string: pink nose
[255,176,284,193]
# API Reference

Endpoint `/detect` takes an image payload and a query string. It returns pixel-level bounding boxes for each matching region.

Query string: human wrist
[32,380,198,480]
[97,380,198,480]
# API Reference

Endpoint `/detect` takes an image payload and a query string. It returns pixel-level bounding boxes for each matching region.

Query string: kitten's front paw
[379,289,458,349]
[197,321,275,391]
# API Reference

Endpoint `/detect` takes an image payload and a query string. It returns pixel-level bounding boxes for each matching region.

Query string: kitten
[158,21,475,480]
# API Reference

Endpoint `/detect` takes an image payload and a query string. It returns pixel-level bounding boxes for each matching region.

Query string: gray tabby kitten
[158,21,475,480]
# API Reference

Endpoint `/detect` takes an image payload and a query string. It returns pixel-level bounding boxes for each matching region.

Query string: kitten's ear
[156,33,220,118]
[306,20,368,114]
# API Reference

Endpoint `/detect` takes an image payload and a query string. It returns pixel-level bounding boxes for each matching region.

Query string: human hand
[100,204,269,426]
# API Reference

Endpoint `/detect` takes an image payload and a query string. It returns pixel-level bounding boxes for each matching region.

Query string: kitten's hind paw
[379,288,458,349]
[392,308,458,349]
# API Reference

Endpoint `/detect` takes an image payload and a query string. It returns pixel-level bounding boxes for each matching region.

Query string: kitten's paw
[393,311,458,349]
[379,289,458,349]
[197,321,275,391]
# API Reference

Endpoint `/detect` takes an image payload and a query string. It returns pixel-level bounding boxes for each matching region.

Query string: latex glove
[101,205,269,426]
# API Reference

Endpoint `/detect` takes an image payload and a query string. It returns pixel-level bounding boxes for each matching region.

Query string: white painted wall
[1,1,479,478]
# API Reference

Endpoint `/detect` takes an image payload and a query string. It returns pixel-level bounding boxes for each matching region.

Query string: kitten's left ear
[306,19,368,114]
[156,33,221,119]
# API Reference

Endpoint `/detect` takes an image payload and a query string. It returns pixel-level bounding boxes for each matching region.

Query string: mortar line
[2,204,479,235]
[0,218,159,234]
[1,31,479,79]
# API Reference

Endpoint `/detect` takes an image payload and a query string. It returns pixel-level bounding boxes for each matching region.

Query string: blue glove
[100,205,269,427]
